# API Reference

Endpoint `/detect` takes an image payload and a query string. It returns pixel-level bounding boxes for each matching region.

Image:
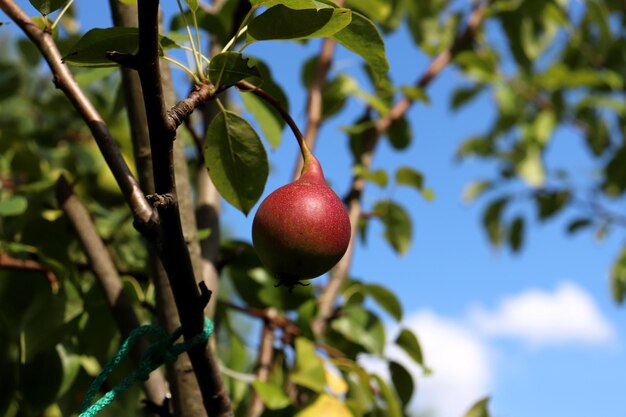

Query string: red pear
[252,152,351,288]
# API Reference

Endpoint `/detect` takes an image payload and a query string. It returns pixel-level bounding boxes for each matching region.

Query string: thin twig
[0,252,58,289]
[245,311,276,417]
[292,37,338,179]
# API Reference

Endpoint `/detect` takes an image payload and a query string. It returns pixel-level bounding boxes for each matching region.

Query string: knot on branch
[166,83,218,131]
[146,193,175,208]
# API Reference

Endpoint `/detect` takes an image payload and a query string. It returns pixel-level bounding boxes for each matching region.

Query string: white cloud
[469,282,615,347]
[362,311,492,417]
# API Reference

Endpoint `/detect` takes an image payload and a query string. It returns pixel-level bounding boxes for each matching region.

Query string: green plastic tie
[79,318,214,417]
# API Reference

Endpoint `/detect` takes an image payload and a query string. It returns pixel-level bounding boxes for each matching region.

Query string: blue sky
[5,1,626,416]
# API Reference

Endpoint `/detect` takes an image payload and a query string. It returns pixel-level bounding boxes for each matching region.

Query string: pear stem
[236,80,312,173]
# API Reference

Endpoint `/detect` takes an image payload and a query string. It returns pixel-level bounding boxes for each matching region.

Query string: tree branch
[135,1,231,415]
[245,311,276,417]
[292,36,338,179]
[55,174,169,407]
[0,0,157,232]
[312,0,493,338]
[0,252,58,289]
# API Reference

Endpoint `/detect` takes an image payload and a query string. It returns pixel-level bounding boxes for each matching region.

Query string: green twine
[79,318,214,417]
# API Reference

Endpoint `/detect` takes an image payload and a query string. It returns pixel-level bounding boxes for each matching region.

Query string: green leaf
[332,11,389,84]
[508,216,524,252]
[0,62,21,101]
[62,28,179,67]
[29,0,66,15]
[389,361,414,408]
[373,200,412,255]
[463,181,492,203]
[0,196,28,217]
[239,57,289,149]
[387,117,411,150]
[451,85,484,110]
[332,306,385,354]
[204,110,268,215]
[534,190,570,221]
[248,5,352,41]
[184,0,198,12]
[462,397,491,417]
[353,166,388,187]
[372,374,402,417]
[344,0,391,23]
[290,337,326,392]
[18,347,63,407]
[394,328,425,368]
[252,380,291,410]
[240,93,284,148]
[295,393,353,417]
[250,0,320,9]
[395,166,434,201]
[208,52,261,87]
[401,86,430,103]
[364,284,402,321]
[516,145,545,187]
[603,146,626,196]
[611,246,626,304]
[224,241,313,310]
[482,197,509,246]
[566,218,593,235]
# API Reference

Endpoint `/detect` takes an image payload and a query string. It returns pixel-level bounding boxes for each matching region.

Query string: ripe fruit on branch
[252,142,351,290]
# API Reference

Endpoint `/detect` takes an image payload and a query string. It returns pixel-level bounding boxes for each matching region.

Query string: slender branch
[292,36,338,180]
[312,0,493,338]
[245,311,276,417]
[136,1,232,415]
[55,175,169,407]
[0,252,58,288]
[0,0,157,232]
[167,83,224,130]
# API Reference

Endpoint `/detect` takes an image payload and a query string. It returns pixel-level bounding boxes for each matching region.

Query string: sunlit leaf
[516,145,545,188]
[252,380,291,410]
[295,393,353,417]
[463,181,492,203]
[184,0,198,12]
[353,165,388,187]
[204,110,268,215]
[462,397,491,417]
[239,57,289,149]
[290,338,325,392]
[331,305,385,354]
[372,374,402,417]
[0,196,28,217]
